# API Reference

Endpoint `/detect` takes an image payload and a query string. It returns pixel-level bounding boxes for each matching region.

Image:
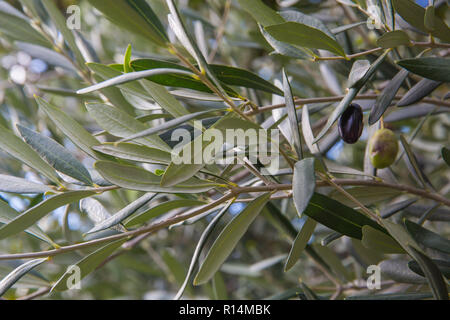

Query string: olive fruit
[369,128,398,169]
[338,103,363,144]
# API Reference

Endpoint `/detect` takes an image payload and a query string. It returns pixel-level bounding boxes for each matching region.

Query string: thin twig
[247,94,450,115]
[208,0,231,62]
[16,287,50,300]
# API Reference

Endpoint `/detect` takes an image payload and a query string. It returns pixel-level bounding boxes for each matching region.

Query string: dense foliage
[0,0,449,300]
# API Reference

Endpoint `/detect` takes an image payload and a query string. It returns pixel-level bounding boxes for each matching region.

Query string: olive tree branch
[0,192,235,261]
[246,94,450,116]
[2,176,448,261]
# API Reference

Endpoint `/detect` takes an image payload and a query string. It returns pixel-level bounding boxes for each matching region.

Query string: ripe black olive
[338,103,363,144]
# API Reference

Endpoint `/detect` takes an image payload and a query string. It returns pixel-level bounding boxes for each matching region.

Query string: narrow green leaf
[392,0,450,42]
[263,203,332,274]
[330,186,401,207]
[86,193,157,234]
[0,123,60,184]
[302,105,319,154]
[377,30,411,48]
[123,44,132,73]
[162,250,191,293]
[237,0,284,27]
[167,0,231,102]
[352,239,384,266]
[77,68,195,95]
[174,201,232,300]
[299,281,319,300]
[369,69,409,125]
[265,21,345,56]
[351,50,391,90]
[131,59,281,96]
[304,193,386,239]
[36,96,103,159]
[400,135,430,188]
[51,239,127,291]
[407,245,448,300]
[0,190,96,240]
[0,258,48,297]
[119,109,222,143]
[0,2,49,46]
[321,232,343,246]
[292,158,316,216]
[140,80,189,118]
[347,60,371,88]
[212,272,228,300]
[85,103,170,152]
[381,219,423,253]
[409,259,450,279]
[284,217,316,271]
[37,86,98,99]
[15,42,76,72]
[130,58,213,93]
[313,244,352,282]
[380,198,418,218]
[397,79,441,107]
[0,174,52,194]
[166,0,203,65]
[87,62,149,100]
[282,70,303,159]
[194,193,270,285]
[41,0,85,66]
[80,198,112,226]
[210,64,283,96]
[258,24,309,59]
[424,6,435,31]
[381,219,448,300]
[17,125,93,186]
[87,0,168,46]
[397,58,450,82]
[404,220,450,254]
[379,258,427,284]
[0,199,55,245]
[331,22,366,34]
[93,143,172,164]
[94,161,218,193]
[362,225,404,253]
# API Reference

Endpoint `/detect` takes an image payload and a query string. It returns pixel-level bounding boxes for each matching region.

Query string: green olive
[369,128,398,169]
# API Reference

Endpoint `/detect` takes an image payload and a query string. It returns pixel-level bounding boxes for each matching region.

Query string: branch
[313,42,450,61]
[0,193,235,261]
[246,94,450,115]
[1,178,448,261]
[232,179,450,207]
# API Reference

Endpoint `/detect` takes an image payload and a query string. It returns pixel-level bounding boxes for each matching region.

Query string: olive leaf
[284,217,317,271]
[86,0,168,46]
[17,125,93,186]
[194,193,270,285]
[0,258,48,297]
